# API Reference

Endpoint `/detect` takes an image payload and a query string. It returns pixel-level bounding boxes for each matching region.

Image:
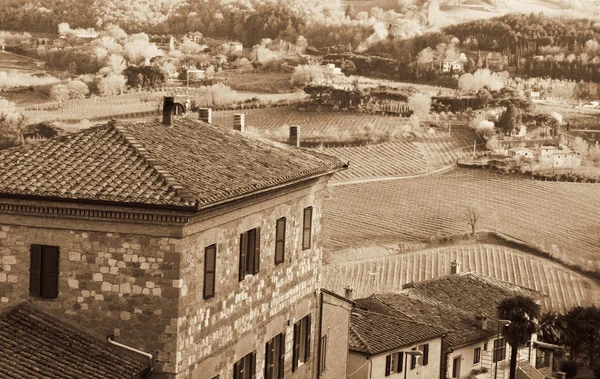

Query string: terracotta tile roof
[0,303,150,379]
[0,118,345,208]
[356,272,546,348]
[349,308,446,355]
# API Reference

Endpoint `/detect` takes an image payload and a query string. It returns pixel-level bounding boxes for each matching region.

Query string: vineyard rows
[324,168,600,271]
[325,141,428,181]
[322,244,600,313]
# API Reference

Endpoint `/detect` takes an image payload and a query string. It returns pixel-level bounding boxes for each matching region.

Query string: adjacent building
[354,271,547,379]
[0,99,347,378]
[348,308,446,379]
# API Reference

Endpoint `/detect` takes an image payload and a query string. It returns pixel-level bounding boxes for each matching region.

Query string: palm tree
[497,295,541,379]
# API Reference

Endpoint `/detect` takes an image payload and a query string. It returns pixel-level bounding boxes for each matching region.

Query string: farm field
[324,168,600,272]
[0,51,45,73]
[323,243,600,313]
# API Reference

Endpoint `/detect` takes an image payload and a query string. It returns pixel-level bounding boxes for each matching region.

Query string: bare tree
[466,206,479,236]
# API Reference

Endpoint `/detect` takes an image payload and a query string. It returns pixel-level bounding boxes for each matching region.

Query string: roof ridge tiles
[112,122,197,207]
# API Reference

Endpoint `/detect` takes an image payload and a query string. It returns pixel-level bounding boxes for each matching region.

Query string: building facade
[0,104,346,378]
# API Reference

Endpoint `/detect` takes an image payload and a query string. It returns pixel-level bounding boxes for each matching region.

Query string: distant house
[348,308,446,379]
[529,91,541,101]
[221,41,243,54]
[355,271,548,379]
[507,147,534,158]
[538,145,582,168]
[442,60,464,73]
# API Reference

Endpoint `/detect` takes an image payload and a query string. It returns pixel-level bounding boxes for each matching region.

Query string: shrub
[593,365,600,379]
[560,361,578,378]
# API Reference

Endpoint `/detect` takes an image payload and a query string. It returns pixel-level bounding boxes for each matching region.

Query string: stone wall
[176,179,329,379]
[0,222,183,373]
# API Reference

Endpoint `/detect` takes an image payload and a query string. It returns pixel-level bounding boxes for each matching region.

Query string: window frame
[493,338,506,363]
[234,352,256,379]
[265,333,285,379]
[203,244,217,299]
[292,314,311,372]
[239,227,261,281]
[473,347,481,364]
[385,351,403,376]
[302,207,313,250]
[275,217,286,265]
[319,334,327,373]
[30,244,60,299]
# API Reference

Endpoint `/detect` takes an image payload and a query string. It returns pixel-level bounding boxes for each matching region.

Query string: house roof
[349,308,447,355]
[0,303,150,379]
[0,117,345,209]
[355,272,546,348]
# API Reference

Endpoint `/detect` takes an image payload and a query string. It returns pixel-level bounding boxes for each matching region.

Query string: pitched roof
[356,272,546,348]
[349,308,446,355]
[0,118,345,209]
[0,303,150,379]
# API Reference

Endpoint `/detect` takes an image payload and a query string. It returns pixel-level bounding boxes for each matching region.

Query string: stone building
[0,99,347,378]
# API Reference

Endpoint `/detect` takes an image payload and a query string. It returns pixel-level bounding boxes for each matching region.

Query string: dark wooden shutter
[246,229,255,276]
[250,352,256,379]
[305,314,311,360]
[204,245,216,299]
[275,218,286,264]
[265,339,273,379]
[278,333,285,379]
[233,361,239,379]
[385,355,391,376]
[253,228,260,274]
[292,322,300,372]
[29,245,42,297]
[41,246,59,299]
[411,354,416,370]
[423,344,429,365]
[239,233,247,281]
[397,352,403,373]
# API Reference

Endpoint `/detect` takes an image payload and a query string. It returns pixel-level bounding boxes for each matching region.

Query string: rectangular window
[483,342,488,351]
[30,245,59,299]
[473,347,481,364]
[385,352,403,376]
[493,338,506,363]
[420,343,429,366]
[203,244,217,299]
[292,314,311,371]
[302,207,312,250]
[234,352,256,379]
[275,218,286,265]
[265,333,285,379]
[452,357,461,378]
[319,335,327,373]
[239,228,260,281]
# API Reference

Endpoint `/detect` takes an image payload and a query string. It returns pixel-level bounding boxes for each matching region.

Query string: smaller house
[348,308,446,379]
[507,147,534,158]
[442,60,464,73]
[538,146,582,168]
[222,41,243,54]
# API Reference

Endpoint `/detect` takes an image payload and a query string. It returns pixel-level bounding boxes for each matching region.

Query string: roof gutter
[107,335,154,376]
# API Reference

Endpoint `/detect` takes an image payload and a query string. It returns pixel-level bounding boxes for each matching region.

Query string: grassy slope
[324,167,600,272]
[322,243,600,312]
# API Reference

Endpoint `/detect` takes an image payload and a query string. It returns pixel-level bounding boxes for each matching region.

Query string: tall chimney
[233,114,245,132]
[450,260,460,275]
[344,285,354,300]
[162,97,175,126]
[289,125,300,147]
[199,108,212,124]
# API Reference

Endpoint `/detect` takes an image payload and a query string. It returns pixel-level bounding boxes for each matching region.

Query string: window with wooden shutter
[293,314,311,371]
[30,245,59,299]
[473,347,481,364]
[422,343,429,366]
[203,244,216,299]
[319,335,327,373]
[302,207,312,250]
[396,352,403,373]
[234,352,256,379]
[275,218,286,265]
[239,228,260,280]
[265,333,284,379]
[385,355,392,376]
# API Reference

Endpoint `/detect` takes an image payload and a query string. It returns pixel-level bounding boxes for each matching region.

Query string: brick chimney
[344,285,354,300]
[475,312,488,330]
[162,97,175,126]
[199,108,212,124]
[233,114,245,132]
[450,260,460,275]
[289,125,300,147]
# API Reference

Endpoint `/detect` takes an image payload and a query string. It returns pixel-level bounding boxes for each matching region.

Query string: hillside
[323,243,600,312]
[324,168,600,272]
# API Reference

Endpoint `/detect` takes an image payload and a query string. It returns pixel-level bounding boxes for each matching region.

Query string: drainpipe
[107,335,154,376]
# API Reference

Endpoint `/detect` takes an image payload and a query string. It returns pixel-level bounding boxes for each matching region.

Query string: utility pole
[473,139,476,158]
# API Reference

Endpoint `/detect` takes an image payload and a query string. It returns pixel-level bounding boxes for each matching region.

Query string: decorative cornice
[0,202,191,224]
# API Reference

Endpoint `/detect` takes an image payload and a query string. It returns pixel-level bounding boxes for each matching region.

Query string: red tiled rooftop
[0,118,345,209]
